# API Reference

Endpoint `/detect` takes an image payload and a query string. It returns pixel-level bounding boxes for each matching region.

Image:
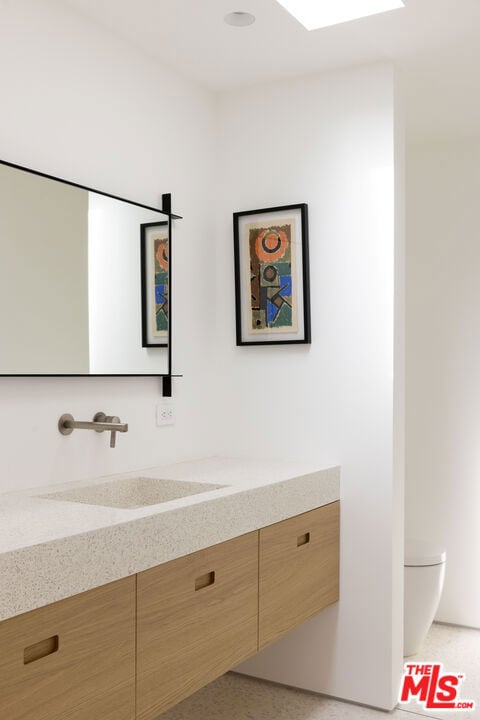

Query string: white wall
[0,0,218,490]
[406,141,480,629]
[215,64,404,710]
[392,76,406,695]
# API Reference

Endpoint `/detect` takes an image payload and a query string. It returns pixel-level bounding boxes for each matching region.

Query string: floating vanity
[0,457,340,720]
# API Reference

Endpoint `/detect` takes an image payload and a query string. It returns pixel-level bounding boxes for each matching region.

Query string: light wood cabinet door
[0,576,136,720]
[137,532,258,720]
[259,501,340,649]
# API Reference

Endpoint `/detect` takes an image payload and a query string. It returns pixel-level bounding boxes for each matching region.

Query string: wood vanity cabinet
[0,576,136,720]
[136,531,259,720]
[258,501,340,649]
[0,502,339,720]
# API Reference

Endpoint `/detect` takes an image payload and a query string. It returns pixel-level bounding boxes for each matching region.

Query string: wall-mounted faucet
[58,412,128,448]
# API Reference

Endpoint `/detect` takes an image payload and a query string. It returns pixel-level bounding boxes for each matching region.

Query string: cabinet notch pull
[195,571,215,591]
[24,635,59,665]
[297,532,310,547]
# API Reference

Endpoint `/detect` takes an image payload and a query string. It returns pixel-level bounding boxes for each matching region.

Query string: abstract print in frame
[233,204,310,345]
[141,221,169,347]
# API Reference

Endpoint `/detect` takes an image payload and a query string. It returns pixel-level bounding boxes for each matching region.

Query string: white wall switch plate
[156,401,175,426]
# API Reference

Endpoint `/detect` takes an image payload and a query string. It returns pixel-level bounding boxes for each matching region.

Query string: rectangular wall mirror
[0,160,170,376]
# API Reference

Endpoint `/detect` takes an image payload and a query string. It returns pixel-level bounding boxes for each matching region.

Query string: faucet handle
[93,412,121,447]
[105,416,121,448]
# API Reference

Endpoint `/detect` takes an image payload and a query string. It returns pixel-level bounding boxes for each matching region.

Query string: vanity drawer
[0,576,136,720]
[259,501,340,649]
[136,531,258,720]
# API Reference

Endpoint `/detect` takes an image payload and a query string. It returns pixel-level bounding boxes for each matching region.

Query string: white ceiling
[65,0,480,141]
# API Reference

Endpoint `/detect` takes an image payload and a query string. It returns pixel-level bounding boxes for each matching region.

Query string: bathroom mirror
[0,160,170,376]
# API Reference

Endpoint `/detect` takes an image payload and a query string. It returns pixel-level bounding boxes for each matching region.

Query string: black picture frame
[233,203,311,346]
[140,220,169,348]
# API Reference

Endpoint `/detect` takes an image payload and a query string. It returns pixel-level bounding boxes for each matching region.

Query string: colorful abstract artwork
[247,220,296,333]
[233,205,311,346]
[141,221,169,347]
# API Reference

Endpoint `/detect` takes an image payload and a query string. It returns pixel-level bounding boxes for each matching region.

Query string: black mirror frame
[0,158,181,388]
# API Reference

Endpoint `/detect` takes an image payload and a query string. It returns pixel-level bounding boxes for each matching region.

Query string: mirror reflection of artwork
[154,233,169,337]
[233,204,311,346]
[141,222,169,347]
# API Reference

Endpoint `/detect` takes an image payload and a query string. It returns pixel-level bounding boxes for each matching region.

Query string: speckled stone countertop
[0,457,340,621]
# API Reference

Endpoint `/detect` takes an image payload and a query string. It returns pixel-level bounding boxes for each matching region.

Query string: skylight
[275,0,405,30]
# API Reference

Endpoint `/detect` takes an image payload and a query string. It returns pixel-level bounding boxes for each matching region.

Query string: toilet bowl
[404,539,446,657]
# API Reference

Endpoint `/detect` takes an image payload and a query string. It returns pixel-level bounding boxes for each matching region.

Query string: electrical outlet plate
[156,402,175,427]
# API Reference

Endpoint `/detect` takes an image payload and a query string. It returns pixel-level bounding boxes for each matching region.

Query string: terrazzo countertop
[0,456,340,621]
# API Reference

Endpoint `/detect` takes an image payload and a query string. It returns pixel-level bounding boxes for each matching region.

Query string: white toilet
[404,538,446,656]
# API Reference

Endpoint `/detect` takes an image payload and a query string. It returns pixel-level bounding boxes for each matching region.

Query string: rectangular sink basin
[38,477,226,509]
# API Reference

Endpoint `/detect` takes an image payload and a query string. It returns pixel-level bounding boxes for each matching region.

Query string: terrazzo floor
[159,624,479,720]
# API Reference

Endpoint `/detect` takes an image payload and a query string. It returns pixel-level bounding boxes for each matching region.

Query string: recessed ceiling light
[224,11,256,27]
[275,0,405,30]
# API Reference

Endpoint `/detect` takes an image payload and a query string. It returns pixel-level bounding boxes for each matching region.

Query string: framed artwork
[141,221,169,347]
[233,204,311,345]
